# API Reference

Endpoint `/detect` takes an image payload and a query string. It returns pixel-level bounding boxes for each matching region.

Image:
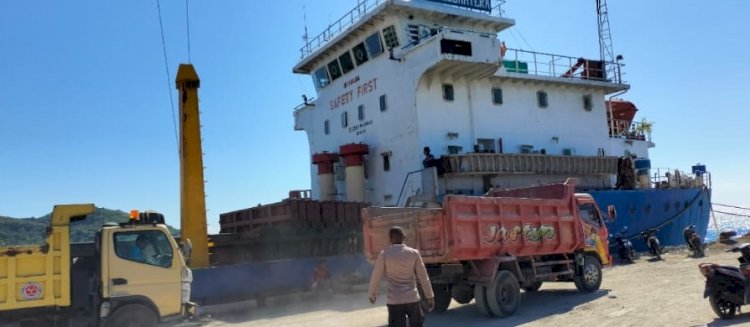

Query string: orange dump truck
[363,179,613,317]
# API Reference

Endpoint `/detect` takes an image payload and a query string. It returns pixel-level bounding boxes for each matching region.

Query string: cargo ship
[201,0,710,304]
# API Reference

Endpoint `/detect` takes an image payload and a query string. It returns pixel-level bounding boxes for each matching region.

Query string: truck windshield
[578,203,602,227]
[114,230,173,268]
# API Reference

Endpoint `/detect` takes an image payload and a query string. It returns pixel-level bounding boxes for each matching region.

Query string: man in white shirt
[369,227,435,327]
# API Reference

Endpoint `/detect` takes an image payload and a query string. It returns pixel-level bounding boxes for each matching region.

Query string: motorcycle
[640,228,662,260]
[611,227,636,263]
[699,243,750,319]
[684,224,705,257]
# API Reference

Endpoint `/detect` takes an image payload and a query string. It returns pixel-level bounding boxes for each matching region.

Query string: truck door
[107,229,182,317]
[577,202,610,265]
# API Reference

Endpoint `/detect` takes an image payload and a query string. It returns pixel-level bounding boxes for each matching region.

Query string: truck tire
[523,281,543,292]
[106,304,157,327]
[574,255,602,293]
[473,284,492,317]
[432,283,452,313]
[451,282,474,304]
[486,270,520,317]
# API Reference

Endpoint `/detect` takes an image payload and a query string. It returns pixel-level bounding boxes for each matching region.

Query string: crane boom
[176,64,209,268]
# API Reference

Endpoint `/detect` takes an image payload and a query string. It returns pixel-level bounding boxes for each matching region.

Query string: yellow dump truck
[0,204,194,327]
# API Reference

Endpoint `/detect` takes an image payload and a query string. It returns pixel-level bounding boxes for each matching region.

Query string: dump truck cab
[0,204,194,327]
[574,193,612,266]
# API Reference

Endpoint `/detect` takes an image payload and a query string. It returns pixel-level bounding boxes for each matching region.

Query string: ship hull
[590,187,711,252]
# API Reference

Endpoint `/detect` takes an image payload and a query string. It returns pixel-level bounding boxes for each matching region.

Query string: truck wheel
[473,284,492,317]
[486,270,520,317]
[523,281,543,292]
[451,282,474,304]
[574,255,602,293]
[106,304,157,327]
[432,283,452,313]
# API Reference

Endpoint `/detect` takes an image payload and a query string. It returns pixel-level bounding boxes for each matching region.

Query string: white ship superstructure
[293,0,652,206]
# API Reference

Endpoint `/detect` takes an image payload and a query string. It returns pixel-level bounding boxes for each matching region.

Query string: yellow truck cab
[0,204,194,327]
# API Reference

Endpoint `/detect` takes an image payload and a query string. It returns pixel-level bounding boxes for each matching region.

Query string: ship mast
[596,0,617,79]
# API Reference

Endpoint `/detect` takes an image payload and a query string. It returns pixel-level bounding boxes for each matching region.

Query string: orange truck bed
[363,181,589,263]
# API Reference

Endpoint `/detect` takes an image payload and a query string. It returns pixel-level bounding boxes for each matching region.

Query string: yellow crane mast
[175,63,209,268]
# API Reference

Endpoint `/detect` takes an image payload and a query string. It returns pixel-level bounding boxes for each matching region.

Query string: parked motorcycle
[640,228,662,260]
[684,224,705,257]
[699,243,750,319]
[611,227,636,263]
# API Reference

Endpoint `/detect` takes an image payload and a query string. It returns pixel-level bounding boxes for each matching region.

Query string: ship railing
[300,0,507,60]
[503,48,625,84]
[396,169,424,207]
[650,168,711,190]
[608,119,648,141]
[444,153,618,175]
[300,0,385,59]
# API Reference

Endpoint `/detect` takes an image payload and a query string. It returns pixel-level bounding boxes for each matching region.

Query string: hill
[0,207,180,246]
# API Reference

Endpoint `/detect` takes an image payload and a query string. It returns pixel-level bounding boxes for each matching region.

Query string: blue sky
[1,0,747,233]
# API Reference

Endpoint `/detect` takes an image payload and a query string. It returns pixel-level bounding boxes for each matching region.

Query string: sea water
[705,209,750,242]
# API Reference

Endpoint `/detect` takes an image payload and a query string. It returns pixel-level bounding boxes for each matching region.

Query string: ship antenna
[302,4,309,46]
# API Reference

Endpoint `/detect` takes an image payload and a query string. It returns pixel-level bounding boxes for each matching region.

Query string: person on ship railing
[422,147,436,168]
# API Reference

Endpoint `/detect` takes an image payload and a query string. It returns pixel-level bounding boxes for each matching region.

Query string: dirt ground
[184,245,750,327]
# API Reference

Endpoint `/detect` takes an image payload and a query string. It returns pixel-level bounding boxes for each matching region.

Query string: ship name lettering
[330,91,354,110]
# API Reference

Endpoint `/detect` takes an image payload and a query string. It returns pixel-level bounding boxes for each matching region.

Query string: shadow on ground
[196,286,608,327]
[706,312,750,327]
[195,287,375,324]
[417,288,609,327]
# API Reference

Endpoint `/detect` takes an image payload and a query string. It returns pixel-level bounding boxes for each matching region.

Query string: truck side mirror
[607,205,617,222]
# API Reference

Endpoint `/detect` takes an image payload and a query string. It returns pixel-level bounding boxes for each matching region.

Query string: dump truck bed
[0,226,71,311]
[363,182,586,263]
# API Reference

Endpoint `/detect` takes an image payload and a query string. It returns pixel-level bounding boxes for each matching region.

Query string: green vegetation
[0,207,180,246]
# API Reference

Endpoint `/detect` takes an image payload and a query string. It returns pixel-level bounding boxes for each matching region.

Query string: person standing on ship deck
[369,227,435,327]
[422,147,435,168]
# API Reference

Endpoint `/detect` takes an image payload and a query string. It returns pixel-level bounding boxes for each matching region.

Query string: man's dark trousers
[387,302,424,327]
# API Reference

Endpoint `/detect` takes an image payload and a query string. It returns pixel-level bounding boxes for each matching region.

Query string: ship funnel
[339,143,369,202]
[312,152,339,201]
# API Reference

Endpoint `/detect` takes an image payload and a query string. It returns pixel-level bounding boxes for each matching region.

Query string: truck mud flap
[465,256,518,285]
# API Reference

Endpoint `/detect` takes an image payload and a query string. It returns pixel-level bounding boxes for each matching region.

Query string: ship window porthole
[583,94,593,111]
[684,201,690,209]
[341,111,348,128]
[492,87,503,105]
[675,201,681,211]
[358,105,365,121]
[443,84,454,101]
[537,91,548,108]
[645,204,652,214]
[324,120,330,135]
[663,202,670,212]
[379,95,387,112]
[699,200,704,207]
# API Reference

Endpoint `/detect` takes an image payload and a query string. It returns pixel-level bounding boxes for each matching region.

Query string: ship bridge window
[440,39,472,56]
[353,42,369,65]
[339,52,355,75]
[314,67,330,89]
[365,32,384,58]
[537,91,548,108]
[383,25,399,50]
[327,59,343,81]
[492,88,503,105]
